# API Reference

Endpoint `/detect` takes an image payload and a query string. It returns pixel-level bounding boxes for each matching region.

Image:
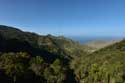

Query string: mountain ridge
[0,25,89,62]
[0,25,125,83]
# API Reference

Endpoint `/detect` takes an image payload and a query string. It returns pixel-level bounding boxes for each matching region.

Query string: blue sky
[0,0,125,37]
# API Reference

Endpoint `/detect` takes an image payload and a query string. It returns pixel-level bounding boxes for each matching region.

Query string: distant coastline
[68,36,124,44]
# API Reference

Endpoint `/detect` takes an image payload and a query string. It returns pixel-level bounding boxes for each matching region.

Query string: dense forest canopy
[0,25,124,83]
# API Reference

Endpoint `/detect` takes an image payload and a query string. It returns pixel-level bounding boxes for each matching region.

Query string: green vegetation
[71,40,125,83]
[0,52,67,83]
[0,25,125,83]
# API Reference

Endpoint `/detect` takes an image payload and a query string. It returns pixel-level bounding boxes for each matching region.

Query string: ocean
[67,36,123,44]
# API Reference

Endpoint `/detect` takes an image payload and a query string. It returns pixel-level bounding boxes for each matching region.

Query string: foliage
[0,52,68,83]
[0,25,125,83]
[44,59,66,83]
[71,40,125,83]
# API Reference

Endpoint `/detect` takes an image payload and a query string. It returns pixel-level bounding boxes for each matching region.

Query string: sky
[0,0,125,37]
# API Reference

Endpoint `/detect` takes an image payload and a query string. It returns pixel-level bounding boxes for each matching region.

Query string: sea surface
[67,36,123,44]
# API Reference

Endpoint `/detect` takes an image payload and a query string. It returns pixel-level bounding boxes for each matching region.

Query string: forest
[0,25,125,83]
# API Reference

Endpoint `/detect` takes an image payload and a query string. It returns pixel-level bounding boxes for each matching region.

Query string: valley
[0,25,124,83]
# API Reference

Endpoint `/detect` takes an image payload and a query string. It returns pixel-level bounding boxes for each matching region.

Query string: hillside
[71,39,125,83]
[85,39,122,52]
[0,25,88,61]
[0,25,125,83]
[0,25,87,83]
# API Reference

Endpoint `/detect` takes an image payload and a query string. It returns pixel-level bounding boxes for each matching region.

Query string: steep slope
[85,39,122,52]
[71,39,125,83]
[0,25,88,61]
[0,25,78,83]
[0,25,63,62]
[2,25,125,83]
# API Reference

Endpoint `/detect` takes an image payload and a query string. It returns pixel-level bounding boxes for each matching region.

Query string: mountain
[71,39,125,83]
[0,25,125,83]
[0,25,91,83]
[0,25,80,83]
[86,39,122,52]
[0,25,88,62]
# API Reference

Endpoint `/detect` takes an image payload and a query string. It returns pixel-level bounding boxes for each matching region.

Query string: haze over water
[68,36,124,44]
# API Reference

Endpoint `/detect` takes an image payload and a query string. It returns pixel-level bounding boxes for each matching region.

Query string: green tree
[44,59,65,83]
[30,56,45,75]
[0,52,28,83]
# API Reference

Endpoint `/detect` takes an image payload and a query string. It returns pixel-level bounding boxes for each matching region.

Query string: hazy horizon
[1,24,124,44]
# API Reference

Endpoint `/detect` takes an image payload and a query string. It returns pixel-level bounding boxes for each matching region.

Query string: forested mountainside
[0,25,125,83]
[0,25,86,83]
[0,25,88,61]
[71,39,125,83]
